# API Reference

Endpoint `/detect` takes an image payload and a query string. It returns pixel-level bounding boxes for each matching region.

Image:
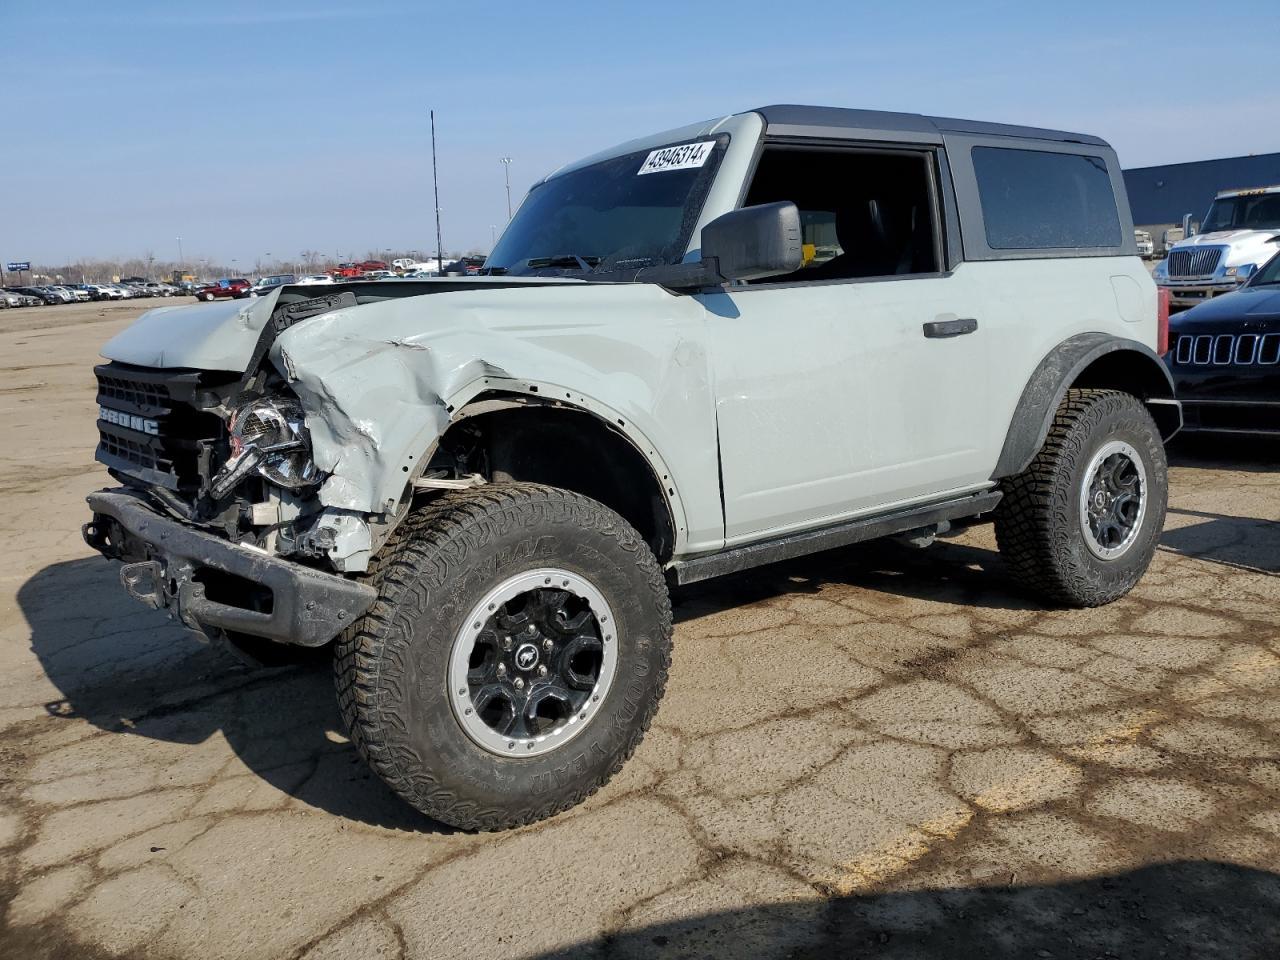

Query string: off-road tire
[334,482,673,830]
[995,388,1167,607]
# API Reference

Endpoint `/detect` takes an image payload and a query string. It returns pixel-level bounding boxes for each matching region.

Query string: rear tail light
[1156,287,1170,356]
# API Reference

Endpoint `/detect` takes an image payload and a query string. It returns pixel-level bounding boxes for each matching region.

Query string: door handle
[922,317,978,338]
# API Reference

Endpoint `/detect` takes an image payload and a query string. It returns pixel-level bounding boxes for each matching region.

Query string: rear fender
[992,333,1180,479]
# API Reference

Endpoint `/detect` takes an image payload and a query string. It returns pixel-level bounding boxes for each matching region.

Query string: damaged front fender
[269,283,721,554]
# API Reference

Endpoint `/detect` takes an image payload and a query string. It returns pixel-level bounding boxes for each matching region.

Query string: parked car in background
[332,263,363,278]
[43,285,77,303]
[294,274,335,286]
[4,289,44,307]
[1165,250,1280,435]
[1155,185,1280,308]
[86,284,124,300]
[391,258,418,272]
[0,289,24,308]
[361,269,396,279]
[194,278,251,301]
[13,286,66,305]
[250,274,297,296]
[1134,229,1154,258]
[49,284,90,302]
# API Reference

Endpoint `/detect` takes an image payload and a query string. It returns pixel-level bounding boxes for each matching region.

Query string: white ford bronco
[85,105,1180,829]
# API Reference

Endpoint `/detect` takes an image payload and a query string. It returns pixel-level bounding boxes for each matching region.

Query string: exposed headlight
[209,396,320,498]
[1224,263,1256,280]
[1153,259,1168,279]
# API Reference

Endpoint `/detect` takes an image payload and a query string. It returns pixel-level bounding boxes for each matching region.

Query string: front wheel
[335,483,673,830]
[995,388,1168,607]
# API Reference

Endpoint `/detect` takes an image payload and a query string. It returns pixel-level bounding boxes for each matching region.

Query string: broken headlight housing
[209,396,321,498]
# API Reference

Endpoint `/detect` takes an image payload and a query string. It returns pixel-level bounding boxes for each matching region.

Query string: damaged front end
[84,291,394,647]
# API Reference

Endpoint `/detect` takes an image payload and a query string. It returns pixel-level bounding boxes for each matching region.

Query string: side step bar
[670,490,1003,585]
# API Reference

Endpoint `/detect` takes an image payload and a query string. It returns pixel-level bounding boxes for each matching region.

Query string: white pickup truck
[1155,185,1280,307]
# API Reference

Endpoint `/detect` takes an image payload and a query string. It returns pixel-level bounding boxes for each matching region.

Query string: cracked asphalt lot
[2,301,1278,959]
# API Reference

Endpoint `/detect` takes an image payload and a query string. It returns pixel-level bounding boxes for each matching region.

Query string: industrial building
[1123,152,1280,253]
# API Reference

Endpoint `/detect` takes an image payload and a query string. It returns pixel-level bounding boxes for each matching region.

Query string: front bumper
[1156,278,1241,307]
[1178,399,1280,436]
[83,489,376,646]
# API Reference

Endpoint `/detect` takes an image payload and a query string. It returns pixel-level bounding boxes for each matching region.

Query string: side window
[742,146,940,284]
[971,147,1121,249]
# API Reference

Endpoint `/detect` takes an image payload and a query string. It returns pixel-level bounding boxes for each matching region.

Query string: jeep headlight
[209,396,320,498]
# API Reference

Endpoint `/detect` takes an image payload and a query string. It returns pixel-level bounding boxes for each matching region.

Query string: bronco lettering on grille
[99,405,160,436]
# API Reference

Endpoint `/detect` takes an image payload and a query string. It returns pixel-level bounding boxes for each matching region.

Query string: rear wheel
[995,388,1167,607]
[335,483,672,830]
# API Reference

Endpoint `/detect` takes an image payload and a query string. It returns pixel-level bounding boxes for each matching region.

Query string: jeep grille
[1173,333,1280,367]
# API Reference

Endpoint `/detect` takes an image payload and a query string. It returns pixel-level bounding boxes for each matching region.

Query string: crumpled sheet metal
[269,284,721,553]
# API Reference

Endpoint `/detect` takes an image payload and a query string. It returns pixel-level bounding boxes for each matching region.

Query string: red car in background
[194,279,251,301]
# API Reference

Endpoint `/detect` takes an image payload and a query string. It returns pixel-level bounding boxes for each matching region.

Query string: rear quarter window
[972,146,1121,249]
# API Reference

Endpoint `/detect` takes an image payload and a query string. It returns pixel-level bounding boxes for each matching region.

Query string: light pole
[176,236,184,275]
[490,224,497,247]
[500,157,513,220]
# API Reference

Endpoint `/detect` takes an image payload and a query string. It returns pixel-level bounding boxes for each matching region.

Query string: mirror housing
[590,200,803,291]
[701,201,803,282]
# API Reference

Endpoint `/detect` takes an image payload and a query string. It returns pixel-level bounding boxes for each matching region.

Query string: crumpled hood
[100,296,275,370]
[98,277,584,371]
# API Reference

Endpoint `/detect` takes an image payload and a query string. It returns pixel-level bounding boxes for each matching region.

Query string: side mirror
[701,201,803,282]
[1235,263,1257,281]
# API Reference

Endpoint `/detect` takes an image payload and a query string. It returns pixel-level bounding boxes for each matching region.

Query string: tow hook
[119,560,165,610]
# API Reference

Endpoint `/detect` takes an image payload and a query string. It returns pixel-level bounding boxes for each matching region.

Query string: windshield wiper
[525,254,601,271]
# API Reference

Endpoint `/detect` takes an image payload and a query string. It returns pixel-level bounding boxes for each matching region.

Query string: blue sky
[4,0,1278,266]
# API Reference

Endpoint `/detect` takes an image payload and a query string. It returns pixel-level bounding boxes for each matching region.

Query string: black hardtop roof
[754,104,1110,147]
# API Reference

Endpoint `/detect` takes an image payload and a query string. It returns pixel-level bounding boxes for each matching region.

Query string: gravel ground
[1,299,1277,959]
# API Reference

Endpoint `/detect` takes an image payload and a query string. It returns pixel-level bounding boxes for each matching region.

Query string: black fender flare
[991,333,1180,480]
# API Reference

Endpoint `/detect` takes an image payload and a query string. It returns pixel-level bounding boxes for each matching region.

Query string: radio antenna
[431,110,444,275]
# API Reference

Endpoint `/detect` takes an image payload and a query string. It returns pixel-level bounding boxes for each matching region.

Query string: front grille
[97,370,172,411]
[1174,333,1280,366]
[94,363,227,492]
[1167,247,1224,278]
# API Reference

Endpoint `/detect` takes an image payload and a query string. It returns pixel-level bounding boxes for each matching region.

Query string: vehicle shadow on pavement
[673,536,1040,624]
[529,860,1280,959]
[1163,434,1279,575]
[18,557,447,834]
[1162,507,1280,575]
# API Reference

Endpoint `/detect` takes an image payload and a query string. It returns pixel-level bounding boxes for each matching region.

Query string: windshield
[1201,192,1280,233]
[1248,251,1280,286]
[485,136,727,276]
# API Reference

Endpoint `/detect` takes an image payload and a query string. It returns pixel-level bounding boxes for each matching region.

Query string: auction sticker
[637,141,716,175]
